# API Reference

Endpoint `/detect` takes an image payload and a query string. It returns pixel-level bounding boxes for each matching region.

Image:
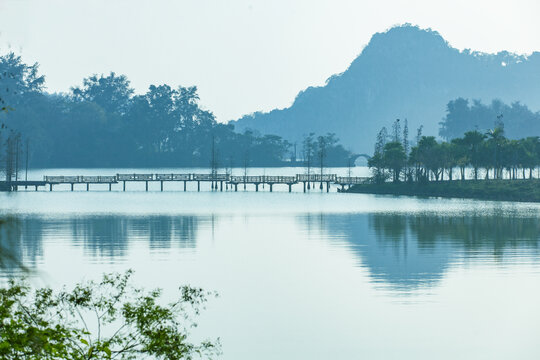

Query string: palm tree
[462,130,486,180]
[451,138,468,180]
[520,137,540,179]
[485,126,506,179]
[382,141,406,182]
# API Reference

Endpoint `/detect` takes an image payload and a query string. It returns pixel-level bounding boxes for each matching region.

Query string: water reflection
[0,218,44,274]
[302,212,540,290]
[3,212,540,291]
[0,215,201,275]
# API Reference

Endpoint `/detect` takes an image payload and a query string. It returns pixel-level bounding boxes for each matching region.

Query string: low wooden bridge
[2,173,368,192]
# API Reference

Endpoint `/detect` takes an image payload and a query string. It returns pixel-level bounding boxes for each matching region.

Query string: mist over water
[1,167,540,359]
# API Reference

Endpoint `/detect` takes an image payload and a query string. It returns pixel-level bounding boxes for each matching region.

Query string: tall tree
[462,130,486,180]
[382,141,406,182]
[72,72,134,115]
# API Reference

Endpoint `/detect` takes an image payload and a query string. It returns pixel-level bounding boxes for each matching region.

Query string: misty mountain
[232,25,540,154]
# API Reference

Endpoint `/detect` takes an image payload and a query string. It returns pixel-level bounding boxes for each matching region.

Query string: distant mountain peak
[232,25,540,154]
[370,24,447,46]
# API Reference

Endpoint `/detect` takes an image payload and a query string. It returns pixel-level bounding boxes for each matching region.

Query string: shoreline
[346,179,540,203]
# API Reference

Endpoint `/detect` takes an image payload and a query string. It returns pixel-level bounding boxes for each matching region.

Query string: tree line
[369,118,540,183]
[440,98,540,141]
[0,52,352,169]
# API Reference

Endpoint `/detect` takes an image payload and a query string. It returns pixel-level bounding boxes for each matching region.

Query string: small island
[347,119,540,203]
[347,179,540,202]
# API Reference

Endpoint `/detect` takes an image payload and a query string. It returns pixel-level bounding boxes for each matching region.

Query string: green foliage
[0,52,352,168]
[370,123,540,184]
[382,141,406,182]
[0,271,220,360]
[368,127,389,183]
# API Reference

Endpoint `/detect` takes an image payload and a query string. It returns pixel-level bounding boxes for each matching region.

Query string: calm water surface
[1,167,540,359]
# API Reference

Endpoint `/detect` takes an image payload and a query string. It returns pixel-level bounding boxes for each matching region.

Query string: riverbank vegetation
[349,179,540,202]
[0,52,352,168]
[369,119,540,183]
[350,118,540,201]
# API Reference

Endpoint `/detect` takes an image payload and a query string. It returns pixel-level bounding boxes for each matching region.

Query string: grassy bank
[347,179,540,202]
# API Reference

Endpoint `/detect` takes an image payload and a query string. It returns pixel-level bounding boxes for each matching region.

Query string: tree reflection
[0,217,43,276]
[302,212,540,291]
[0,215,201,274]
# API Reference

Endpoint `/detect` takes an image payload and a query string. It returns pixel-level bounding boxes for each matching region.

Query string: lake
[1,167,540,359]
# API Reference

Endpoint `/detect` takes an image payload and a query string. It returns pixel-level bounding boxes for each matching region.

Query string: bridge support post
[49,184,53,192]
[320,182,323,190]
[303,182,306,193]
[123,181,126,191]
[109,183,112,191]
[35,185,38,191]
[288,184,292,192]
[255,183,259,192]
[71,183,74,191]
[160,181,163,192]
[269,184,273,192]
[326,182,330,192]
[145,181,148,192]
[235,184,238,192]
[184,181,187,192]
[197,181,200,192]
[86,183,89,191]
[220,181,223,192]
[307,182,310,190]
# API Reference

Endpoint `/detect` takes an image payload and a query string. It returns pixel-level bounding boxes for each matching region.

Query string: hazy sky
[1,0,539,121]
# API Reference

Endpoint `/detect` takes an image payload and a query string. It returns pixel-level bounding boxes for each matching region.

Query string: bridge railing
[80,176,117,183]
[229,176,244,183]
[263,176,297,184]
[117,174,154,181]
[173,174,191,181]
[229,175,265,183]
[155,174,173,181]
[44,176,80,183]
[335,176,369,185]
[296,174,337,182]
[80,176,99,183]
[155,174,192,181]
[192,173,229,181]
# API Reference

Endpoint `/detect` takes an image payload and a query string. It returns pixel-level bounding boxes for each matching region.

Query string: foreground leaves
[0,271,220,359]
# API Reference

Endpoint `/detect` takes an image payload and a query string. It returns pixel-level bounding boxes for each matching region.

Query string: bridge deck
[229,175,297,184]
[42,173,367,184]
[1,172,369,192]
[44,176,117,184]
[335,176,369,185]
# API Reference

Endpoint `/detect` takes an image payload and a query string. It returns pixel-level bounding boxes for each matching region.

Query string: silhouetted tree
[0,53,351,168]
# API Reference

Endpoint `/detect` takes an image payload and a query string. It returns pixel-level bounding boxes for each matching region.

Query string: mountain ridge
[232,25,540,153]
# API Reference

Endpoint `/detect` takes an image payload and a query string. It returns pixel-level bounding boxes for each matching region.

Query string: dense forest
[369,119,540,183]
[0,52,351,170]
[440,98,540,140]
